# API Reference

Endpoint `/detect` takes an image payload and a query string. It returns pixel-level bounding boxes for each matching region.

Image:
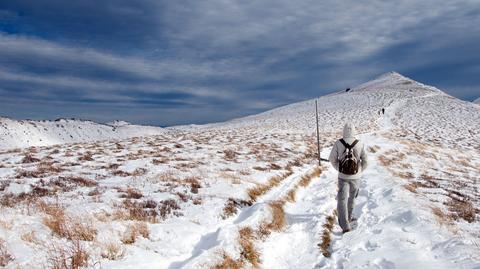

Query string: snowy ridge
[176,72,479,148]
[0,117,165,150]
[474,97,480,105]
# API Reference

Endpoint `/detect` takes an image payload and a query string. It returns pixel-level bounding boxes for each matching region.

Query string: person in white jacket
[329,123,368,233]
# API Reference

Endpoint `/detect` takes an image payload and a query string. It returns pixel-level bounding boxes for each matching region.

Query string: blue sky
[0,0,479,126]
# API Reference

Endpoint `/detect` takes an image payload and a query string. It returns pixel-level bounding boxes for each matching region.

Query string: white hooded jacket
[329,123,368,180]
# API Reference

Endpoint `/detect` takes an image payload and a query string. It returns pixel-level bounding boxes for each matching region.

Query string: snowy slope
[0,117,165,150]
[474,97,480,105]
[0,72,479,269]
[175,72,479,148]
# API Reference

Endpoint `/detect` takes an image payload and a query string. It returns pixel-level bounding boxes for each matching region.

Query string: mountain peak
[375,71,408,80]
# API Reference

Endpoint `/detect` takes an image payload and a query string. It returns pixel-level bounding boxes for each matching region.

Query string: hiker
[382,108,385,114]
[328,123,368,233]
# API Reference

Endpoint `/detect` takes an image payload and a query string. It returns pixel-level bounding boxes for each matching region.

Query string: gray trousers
[337,178,359,231]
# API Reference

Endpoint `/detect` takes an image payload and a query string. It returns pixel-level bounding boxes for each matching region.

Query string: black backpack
[339,139,359,175]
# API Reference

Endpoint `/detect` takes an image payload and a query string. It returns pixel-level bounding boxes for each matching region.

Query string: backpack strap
[339,139,358,149]
[351,139,359,148]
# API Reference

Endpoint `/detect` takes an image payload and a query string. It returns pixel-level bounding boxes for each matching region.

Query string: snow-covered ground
[474,97,480,105]
[0,72,479,268]
[0,118,166,150]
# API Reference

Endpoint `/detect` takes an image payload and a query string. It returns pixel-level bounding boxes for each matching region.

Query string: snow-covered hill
[0,117,165,150]
[0,72,479,269]
[176,72,479,148]
[474,97,480,105]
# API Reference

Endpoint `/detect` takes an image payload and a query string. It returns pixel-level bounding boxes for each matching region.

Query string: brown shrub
[221,198,252,219]
[61,176,98,187]
[185,176,202,194]
[21,154,40,163]
[0,239,14,267]
[252,166,268,171]
[37,162,65,174]
[1,191,41,208]
[176,192,190,202]
[112,170,131,177]
[152,158,168,165]
[430,207,454,227]
[101,242,125,260]
[0,180,10,191]
[78,152,94,162]
[15,168,44,179]
[213,252,243,269]
[159,199,181,219]
[268,163,282,170]
[447,198,476,223]
[132,168,147,176]
[192,197,202,205]
[21,230,39,244]
[47,240,89,269]
[119,199,158,223]
[42,207,97,241]
[403,182,418,193]
[223,149,237,161]
[121,222,150,244]
[378,155,394,166]
[87,187,104,196]
[120,188,143,199]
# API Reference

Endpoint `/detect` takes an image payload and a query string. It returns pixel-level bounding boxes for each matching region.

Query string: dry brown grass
[119,187,143,199]
[21,154,40,163]
[0,239,14,267]
[47,240,90,269]
[0,220,13,230]
[403,182,418,193]
[42,205,97,241]
[238,227,260,268]
[121,222,150,244]
[219,171,242,184]
[115,199,158,223]
[21,230,40,244]
[67,176,97,187]
[221,198,252,219]
[266,201,286,232]
[368,145,380,153]
[223,149,238,161]
[212,252,243,269]
[246,171,293,202]
[115,198,181,223]
[101,242,125,260]
[446,198,476,223]
[430,206,454,227]
[318,210,336,257]
[78,152,94,162]
[284,167,322,204]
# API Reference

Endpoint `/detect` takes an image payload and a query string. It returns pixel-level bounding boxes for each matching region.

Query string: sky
[0,0,479,126]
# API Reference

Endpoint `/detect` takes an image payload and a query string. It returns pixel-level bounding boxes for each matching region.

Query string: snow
[0,117,165,150]
[474,97,480,105]
[0,72,479,269]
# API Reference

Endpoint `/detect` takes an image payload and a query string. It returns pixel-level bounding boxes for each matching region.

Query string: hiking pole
[315,100,321,166]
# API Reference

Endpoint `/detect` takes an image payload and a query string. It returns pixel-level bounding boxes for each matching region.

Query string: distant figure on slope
[328,123,368,233]
[382,108,385,114]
